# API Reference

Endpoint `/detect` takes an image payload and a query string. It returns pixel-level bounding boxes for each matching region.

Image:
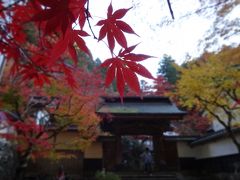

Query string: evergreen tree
[157,55,179,85]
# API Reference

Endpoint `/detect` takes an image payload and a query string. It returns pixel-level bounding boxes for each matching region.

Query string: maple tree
[0,0,155,98]
[196,0,240,50]
[0,60,104,179]
[171,110,210,136]
[152,75,173,96]
[175,46,240,152]
[0,1,157,177]
[155,55,210,135]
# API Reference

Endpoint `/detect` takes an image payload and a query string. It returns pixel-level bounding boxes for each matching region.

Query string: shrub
[95,171,121,180]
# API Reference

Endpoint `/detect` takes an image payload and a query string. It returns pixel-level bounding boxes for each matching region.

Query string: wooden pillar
[102,137,117,171]
[102,135,122,171]
[115,135,122,165]
[153,135,166,171]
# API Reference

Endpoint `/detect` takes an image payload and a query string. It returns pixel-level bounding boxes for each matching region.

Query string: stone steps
[120,173,178,180]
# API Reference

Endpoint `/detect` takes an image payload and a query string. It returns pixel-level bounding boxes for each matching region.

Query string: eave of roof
[164,135,198,142]
[191,127,240,146]
[97,96,186,116]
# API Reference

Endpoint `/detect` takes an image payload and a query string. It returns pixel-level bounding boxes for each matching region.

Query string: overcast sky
[85,0,239,77]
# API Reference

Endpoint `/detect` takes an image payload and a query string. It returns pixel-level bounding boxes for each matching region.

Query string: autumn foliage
[0,0,154,97]
[0,1,155,177]
[175,46,240,150]
[0,59,104,177]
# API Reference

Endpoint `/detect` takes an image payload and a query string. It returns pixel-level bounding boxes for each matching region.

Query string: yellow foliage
[175,46,240,118]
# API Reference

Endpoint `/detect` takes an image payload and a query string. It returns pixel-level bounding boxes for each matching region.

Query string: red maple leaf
[32,0,87,34]
[101,45,154,98]
[50,28,91,65]
[96,3,138,53]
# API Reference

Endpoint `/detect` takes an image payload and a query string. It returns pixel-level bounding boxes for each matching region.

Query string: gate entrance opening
[97,96,186,172]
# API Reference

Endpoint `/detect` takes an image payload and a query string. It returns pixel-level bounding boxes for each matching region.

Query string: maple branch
[17,131,45,174]
[232,89,239,101]
[74,101,89,115]
[166,0,174,20]
[197,97,240,153]
[0,55,6,82]
[159,0,230,27]
[12,98,23,122]
[18,47,51,75]
[0,26,56,79]
[204,104,228,129]
[195,94,235,131]
[0,26,54,78]
[194,88,222,107]
[217,103,234,128]
[67,95,73,114]
[226,89,239,103]
[86,0,97,39]
[45,122,72,140]
[195,0,229,14]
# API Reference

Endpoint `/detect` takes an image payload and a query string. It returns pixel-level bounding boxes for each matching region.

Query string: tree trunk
[14,158,28,180]
[14,150,32,180]
[226,127,240,154]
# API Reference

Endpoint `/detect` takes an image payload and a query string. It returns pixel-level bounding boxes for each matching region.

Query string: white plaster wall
[177,134,240,159]
[193,136,240,159]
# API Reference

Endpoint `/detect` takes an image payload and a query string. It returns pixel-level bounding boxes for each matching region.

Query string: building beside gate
[84,96,240,175]
[7,96,239,178]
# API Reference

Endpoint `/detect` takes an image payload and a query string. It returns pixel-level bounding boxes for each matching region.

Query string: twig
[86,0,97,39]
[166,0,174,20]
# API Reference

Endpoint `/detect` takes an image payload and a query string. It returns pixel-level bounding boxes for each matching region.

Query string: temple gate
[97,96,186,172]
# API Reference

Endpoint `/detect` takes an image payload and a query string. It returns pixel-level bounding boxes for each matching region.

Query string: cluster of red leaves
[96,4,137,52]
[101,45,154,97]
[152,75,173,96]
[172,110,210,135]
[0,0,154,97]
[0,117,52,158]
[0,55,104,159]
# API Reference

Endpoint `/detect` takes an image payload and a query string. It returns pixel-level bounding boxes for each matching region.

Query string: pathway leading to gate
[120,172,178,180]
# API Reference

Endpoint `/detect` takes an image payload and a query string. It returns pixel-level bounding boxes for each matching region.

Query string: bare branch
[166,0,174,20]
[45,122,72,140]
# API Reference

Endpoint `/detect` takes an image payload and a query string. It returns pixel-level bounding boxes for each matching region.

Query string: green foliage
[0,88,22,112]
[158,55,179,85]
[121,136,146,170]
[95,171,121,180]
[23,23,38,44]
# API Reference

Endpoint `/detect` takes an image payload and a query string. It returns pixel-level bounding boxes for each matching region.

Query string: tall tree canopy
[175,46,240,151]
[157,55,179,85]
[197,0,240,50]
